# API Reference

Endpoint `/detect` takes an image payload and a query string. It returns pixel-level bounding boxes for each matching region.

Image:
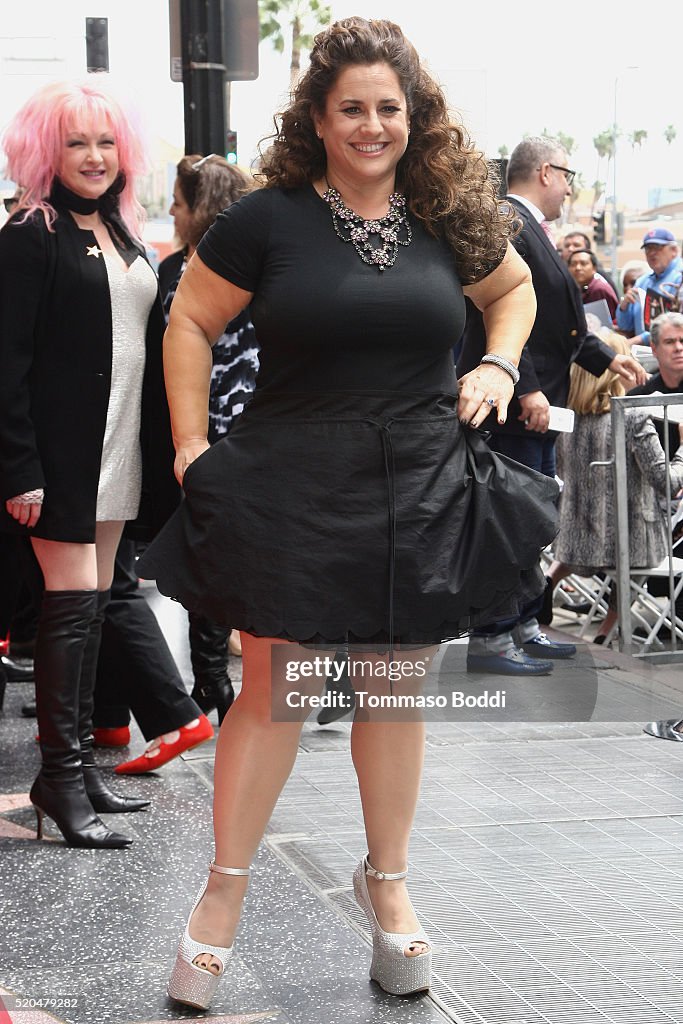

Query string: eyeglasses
[546,163,576,187]
[191,153,217,171]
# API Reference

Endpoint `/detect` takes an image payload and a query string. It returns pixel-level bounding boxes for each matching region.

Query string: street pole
[180,0,227,156]
[611,76,618,278]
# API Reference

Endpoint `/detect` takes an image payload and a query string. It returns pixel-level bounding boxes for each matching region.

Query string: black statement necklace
[321,178,412,271]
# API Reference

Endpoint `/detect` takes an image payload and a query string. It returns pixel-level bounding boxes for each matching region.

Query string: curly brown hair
[257,17,515,283]
[177,154,253,248]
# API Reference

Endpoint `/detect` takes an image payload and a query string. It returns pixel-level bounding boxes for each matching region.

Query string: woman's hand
[174,441,210,486]
[457,363,514,429]
[5,489,44,529]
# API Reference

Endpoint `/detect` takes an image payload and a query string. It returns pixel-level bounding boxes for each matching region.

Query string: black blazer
[0,204,178,542]
[457,196,614,437]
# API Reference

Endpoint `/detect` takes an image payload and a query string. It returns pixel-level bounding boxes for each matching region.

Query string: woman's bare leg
[31,520,124,592]
[189,633,308,967]
[350,648,434,955]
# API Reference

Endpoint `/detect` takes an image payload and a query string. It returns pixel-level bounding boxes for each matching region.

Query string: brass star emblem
[86,245,103,258]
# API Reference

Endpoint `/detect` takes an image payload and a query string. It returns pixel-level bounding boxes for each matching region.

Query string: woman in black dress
[0,81,176,848]
[140,18,557,1008]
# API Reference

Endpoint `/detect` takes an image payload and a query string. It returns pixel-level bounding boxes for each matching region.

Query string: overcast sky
[2,0,682,207]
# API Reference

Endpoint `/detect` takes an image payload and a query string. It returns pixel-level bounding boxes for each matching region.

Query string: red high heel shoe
[114,715,213,775]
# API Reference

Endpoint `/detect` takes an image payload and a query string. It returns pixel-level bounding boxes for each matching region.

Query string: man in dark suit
[458,135,648,675]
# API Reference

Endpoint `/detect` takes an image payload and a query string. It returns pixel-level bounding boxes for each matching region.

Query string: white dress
[96,254,157,521]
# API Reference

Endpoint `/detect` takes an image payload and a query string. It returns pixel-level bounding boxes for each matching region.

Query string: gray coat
[555,410,683,573]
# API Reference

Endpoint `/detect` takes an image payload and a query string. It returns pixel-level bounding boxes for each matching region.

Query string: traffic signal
[226,130,237,164]
[86,17,109,72]
[593,212,605,244]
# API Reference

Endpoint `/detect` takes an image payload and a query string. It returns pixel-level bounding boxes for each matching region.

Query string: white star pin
[86,245,103,258]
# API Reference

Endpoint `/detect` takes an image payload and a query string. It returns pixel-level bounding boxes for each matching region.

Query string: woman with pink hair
[0,81,179,848]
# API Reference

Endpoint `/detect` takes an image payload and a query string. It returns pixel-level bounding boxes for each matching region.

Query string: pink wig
[2,80,147,238]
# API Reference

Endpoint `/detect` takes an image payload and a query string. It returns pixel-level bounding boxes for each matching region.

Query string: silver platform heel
[167,861,250,1010]
[353,854,432,996]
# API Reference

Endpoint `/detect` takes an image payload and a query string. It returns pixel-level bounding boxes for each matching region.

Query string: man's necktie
[540,220,556,249]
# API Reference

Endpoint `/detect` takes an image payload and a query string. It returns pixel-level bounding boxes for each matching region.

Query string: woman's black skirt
[137,392,559,645]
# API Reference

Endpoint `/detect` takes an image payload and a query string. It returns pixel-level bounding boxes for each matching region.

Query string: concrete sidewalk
[2,595,683,1024]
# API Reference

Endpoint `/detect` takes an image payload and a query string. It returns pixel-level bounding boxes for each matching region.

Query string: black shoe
[537,577,554,627]
[30,773,132,848]
[1,654,34,681]
[467,647,554,676]
[189,613,234,725]
[21,700,37,717]
[565,601,594,616]
[33,589,132,849]
[75,591,149,815]
[317,649,355,724]
[80,736,150,813]
[633,625,673,642]
[522,633,577,659]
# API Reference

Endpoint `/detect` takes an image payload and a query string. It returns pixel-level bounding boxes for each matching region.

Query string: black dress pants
[93,539,201,740]
[0,535,42,645]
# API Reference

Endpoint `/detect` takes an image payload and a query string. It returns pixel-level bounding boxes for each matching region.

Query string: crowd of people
[0,14,682,1015]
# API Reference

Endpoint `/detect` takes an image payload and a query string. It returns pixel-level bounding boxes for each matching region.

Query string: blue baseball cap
[641,227,676,247]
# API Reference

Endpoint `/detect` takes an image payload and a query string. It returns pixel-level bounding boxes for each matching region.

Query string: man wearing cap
[616,229,682,345]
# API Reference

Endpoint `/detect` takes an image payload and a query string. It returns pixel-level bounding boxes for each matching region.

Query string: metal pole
[662,409,678,651]
[180,0,227,156]
[611,397,632,653]
[611,76,618,278]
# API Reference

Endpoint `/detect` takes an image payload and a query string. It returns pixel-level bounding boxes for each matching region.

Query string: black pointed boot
[188,613,234,725]
[79,589,149,814]
[30,589,132,849]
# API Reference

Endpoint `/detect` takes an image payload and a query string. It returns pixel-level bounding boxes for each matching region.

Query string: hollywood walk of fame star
[0,985,67,1023]
[0,793,37,840]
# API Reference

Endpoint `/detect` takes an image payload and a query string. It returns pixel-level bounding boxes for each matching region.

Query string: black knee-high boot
[78,589,149,814]
[188,612,234,725]
[29,589,132,849]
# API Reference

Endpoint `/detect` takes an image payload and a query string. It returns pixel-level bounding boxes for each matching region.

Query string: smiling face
[312,62,409,193]
[59,118,119,199]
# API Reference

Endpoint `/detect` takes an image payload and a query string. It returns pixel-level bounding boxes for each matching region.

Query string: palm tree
[497,144,508,159]
[259,0,331,92]
[591,180,605,218]
[664,124,677,146]
[628,128,647,150]
[593,129,615,197]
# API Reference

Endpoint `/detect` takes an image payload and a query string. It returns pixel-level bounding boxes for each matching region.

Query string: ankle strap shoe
[353,855,431,996]
[167,861,250,1010]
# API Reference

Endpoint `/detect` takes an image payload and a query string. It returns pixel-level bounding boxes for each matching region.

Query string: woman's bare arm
[163,254,254,482]
[459,244,536,428]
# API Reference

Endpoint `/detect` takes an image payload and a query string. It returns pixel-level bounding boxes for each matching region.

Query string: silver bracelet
[11,488,44,506]
[480,354,520,386]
